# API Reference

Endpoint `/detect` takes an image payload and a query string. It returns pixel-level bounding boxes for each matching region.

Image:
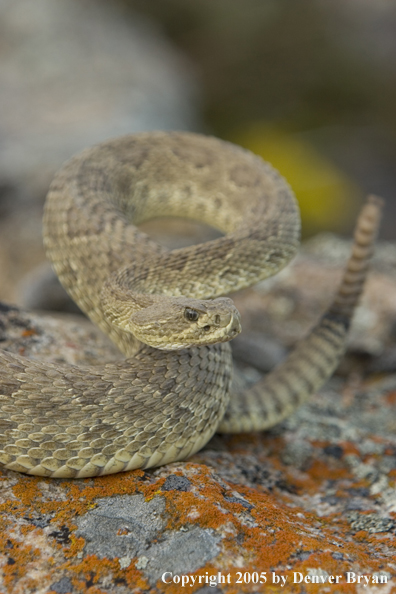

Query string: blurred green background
[123,0,396,237]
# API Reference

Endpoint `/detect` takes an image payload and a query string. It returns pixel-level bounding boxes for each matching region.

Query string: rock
[231,331,287,373]
[49,577,74,594]
[0,238,396,592]
[0,302,121,367]
[233,234,396,368]
[0,0,199,305]
[0,0,198,200]
[75,494,167,560]
[161,475,192,492]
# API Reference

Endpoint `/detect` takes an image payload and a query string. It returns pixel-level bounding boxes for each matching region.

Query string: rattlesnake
[0,132,382,478]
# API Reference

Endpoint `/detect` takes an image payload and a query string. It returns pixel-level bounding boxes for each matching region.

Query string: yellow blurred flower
[231,123,361,236]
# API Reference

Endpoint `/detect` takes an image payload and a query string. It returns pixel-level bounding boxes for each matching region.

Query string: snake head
[129,296,242,350]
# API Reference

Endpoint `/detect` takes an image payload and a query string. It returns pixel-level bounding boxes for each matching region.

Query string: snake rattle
[0,132,382,478]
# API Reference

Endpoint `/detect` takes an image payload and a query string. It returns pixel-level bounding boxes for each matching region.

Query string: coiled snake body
[0,132,382,478]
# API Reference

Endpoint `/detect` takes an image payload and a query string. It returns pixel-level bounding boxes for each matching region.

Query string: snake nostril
[203,325,211,332]
[215,315,220,325]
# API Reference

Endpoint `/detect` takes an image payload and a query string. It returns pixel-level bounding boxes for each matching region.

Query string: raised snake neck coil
[0,132,382,478]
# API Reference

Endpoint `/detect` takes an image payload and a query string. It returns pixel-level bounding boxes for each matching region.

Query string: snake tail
[219,196,383,433]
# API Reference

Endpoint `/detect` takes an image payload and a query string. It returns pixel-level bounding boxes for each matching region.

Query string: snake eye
[185,308,199,322]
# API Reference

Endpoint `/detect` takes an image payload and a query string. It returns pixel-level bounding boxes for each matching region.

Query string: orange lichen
[64,535,85,560]
[1,415,395,594]
[1,535,41,591]
[386,391,396,406]
[1,459,395,594]
[11,476,42,505]
[21,329,38,338]
[0,468,149,593]
[336,441,360,457]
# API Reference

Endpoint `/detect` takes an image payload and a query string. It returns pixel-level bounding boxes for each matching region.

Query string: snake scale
[0,132,382,478]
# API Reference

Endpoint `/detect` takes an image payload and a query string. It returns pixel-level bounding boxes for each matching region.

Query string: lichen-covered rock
[0,240,396,593]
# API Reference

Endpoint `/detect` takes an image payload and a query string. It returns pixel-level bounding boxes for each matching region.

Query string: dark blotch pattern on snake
[0,132,383,477]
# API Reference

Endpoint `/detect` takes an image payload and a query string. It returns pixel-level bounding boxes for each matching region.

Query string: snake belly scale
[0,132,382,478]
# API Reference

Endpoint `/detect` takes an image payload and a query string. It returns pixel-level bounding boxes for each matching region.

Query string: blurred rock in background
[0,0,395,309]
[0,0,200,305]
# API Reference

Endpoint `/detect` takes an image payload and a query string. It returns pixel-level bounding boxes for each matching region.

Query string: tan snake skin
[0,132,382,478]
